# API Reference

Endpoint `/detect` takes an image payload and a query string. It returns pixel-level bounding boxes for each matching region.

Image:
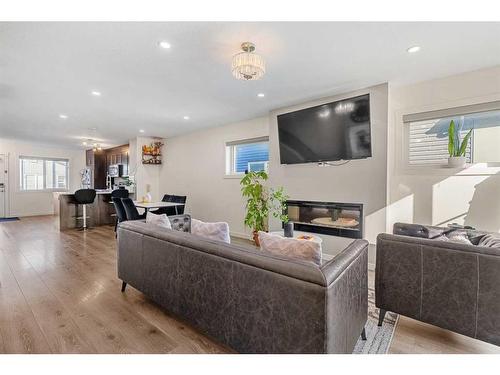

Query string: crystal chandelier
[231,42,266,81]
[82,139,102,151]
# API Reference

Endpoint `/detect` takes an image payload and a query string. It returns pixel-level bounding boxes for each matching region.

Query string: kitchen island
[54,189,134,230]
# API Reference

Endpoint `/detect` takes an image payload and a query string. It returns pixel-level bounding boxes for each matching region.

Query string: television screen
[277,94,371,164]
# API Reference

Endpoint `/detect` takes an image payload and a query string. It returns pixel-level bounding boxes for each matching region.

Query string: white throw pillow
[191,218,231,244]
[258,231,322,265]
[146,212,172,229]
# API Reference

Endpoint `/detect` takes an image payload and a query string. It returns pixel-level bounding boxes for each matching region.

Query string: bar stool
[74,189,96,230]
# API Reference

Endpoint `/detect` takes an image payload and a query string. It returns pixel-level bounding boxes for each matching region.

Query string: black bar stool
[74,189,96,230]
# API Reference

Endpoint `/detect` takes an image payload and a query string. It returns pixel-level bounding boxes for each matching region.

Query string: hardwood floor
[0,215,499,354]
[0,216,230,353]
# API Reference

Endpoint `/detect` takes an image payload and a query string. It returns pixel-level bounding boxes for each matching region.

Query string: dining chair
[154,194,187,216]
[112,197,128,235]
[121,198,146,221]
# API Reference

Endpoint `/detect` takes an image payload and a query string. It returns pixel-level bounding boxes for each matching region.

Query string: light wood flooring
[0,216,499,354]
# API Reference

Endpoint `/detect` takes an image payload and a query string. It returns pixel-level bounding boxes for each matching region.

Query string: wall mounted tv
[277,94,372,164]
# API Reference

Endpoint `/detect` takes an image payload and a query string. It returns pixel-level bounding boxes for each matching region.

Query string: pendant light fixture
[231,42,266,81]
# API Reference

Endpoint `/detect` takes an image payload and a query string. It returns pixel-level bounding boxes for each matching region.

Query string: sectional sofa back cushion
[258,231,322,265]
[191,218,230,243]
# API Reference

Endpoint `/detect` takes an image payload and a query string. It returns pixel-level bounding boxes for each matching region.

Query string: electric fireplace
[284,200,363,239]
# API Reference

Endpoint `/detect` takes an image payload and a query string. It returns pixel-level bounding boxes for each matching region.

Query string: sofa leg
[361,327,367,341]
[378,309,387,326]
[121,281,127,292]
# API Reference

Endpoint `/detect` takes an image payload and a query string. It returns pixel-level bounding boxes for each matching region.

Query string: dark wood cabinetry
[85,144,129,189]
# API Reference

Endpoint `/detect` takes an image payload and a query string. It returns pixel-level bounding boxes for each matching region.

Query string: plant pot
[253,231,261,247]
[448,156,466,168]
[284,222,294,238]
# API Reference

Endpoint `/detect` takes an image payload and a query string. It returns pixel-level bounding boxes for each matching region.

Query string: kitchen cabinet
[85,144,129,188]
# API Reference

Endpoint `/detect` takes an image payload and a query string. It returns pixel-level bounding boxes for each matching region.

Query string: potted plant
[448,120,472,168]
[240,171,289,246]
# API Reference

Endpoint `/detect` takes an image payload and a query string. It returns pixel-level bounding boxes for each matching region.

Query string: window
[20,157,69,191]
[404,103,500,167]
[226,137,269,175]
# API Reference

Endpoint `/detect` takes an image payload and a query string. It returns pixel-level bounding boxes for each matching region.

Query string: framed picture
[142,141,164,164]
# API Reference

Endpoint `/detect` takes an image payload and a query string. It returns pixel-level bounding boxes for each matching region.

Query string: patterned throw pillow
[191,218,230,244]
[445,230,472,245]
[146,212,172,229]
[258,231,322,265]
[478,234,500,248]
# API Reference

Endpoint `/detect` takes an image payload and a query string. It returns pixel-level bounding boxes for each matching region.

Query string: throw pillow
[191,218,231,244]
[445,230,472,245]
[146,211,172,230]
[258,231,322,265]
[478,234,500,249]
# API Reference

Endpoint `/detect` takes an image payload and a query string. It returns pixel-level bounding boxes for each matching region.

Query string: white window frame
[19,156,70,192]
[224,136,269,177]
[399,99,500,175]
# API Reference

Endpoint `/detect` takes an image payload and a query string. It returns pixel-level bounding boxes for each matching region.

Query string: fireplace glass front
[285,200,363,239]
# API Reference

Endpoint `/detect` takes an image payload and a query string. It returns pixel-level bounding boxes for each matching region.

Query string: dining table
[133,201,185,215]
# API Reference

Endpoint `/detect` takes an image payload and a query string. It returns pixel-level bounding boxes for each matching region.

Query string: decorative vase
[253,230,260,247]
[284,222,294,238]
[448,156,466,168]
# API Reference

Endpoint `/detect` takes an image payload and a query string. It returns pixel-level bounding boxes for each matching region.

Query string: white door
[0,154,7,218]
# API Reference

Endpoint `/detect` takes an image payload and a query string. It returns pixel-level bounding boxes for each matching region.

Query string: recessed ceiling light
[407,46,421,53]
[257,93,265,98]
[59,114,68,119]
[82,141,88,146]
[159,41,171,49]
[183,116,190,120]
[139,129,145,133]
[91,91,101,96]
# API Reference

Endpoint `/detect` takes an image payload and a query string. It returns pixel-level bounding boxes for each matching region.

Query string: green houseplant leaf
[459,129,473,157]
[448,120,456,157]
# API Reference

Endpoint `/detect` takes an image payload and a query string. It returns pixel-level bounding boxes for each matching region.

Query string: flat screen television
[277,94,372,164]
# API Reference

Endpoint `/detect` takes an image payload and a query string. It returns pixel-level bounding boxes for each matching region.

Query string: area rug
[353,287,398,354]
[0,217,19,222]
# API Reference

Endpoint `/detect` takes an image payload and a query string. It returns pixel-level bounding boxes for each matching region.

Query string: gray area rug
[353,288,398,354]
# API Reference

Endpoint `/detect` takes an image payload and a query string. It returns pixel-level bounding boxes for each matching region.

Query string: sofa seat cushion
[146,212,172,229]
[258,231,322,265]
[191,218,230,243]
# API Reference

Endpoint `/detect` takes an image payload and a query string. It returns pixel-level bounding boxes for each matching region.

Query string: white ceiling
[1,22,500,148]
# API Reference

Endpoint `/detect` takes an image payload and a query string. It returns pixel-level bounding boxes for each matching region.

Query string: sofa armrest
[321,239,369,286]
[323,239,368,353]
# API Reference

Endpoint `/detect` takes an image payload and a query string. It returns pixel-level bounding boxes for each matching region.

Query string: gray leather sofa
[376,223,500,346]
[117,218,369,353]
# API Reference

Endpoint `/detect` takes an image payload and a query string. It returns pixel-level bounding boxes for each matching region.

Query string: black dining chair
[153,194,187,216]
[121,197,146,221]
[110,189,129,228]
[112,197,128,235]
[73,189,96,230]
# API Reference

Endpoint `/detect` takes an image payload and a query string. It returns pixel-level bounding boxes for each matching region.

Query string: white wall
[269,84,389,264]
[387,65,500,232]
[159,117,269,237]
[0,138,86,217]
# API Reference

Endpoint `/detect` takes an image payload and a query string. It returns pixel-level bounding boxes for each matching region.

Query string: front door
[0,154,7,218]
